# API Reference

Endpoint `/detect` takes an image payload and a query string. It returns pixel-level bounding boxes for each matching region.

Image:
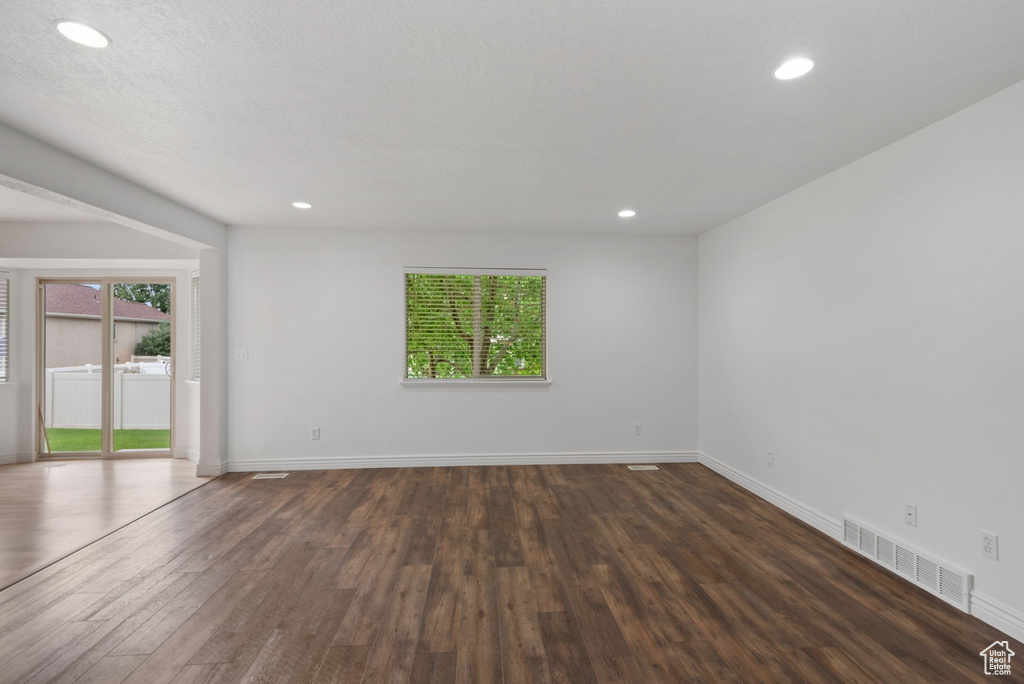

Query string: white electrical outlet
[905,504,917,527]
[982,532,999,560]
[311,427,320,441]
[233,348,249,362]
[633,423,641,437]
[767,450,774,468]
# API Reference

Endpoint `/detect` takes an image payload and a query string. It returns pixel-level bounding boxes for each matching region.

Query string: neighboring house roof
[45,283,170,322]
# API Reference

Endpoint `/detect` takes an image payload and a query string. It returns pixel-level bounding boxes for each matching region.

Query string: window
[191,275,201,381]
[0,274,8,382]
[405,269,546,380]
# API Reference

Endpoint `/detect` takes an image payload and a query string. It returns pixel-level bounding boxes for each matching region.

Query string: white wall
[227,228,698,468]
[699,81,1024,635]
[178,379,201,463]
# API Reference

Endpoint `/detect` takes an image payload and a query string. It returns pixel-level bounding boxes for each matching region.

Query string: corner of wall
[697,450,841,539]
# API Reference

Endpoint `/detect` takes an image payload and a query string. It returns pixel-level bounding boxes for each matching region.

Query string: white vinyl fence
[45,362,171,429]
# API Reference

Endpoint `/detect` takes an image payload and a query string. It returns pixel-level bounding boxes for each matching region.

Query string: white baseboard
[971,592,1024,642]
[0,453,35,465]
[196,460,229,477]
[227,451,700,473]
[696,451,841,539]
[173,448,201,464]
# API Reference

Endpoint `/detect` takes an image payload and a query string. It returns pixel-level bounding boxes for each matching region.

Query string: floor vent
[627,465,659,471]
[252,473,289,479]
[842,516,971,612]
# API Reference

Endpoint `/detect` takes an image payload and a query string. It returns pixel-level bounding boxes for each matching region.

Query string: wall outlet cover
[982,532,999,560]
[905,504,917,527]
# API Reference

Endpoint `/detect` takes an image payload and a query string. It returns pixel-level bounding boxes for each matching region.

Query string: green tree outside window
[406,273,545,379]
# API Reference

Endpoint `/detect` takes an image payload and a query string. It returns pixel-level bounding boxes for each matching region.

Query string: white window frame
[401,267,549,386]
[190,273,201,381]
[36,278,174,457]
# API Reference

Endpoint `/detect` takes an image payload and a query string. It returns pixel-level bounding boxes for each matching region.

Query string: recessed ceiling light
[775,57,814,80]
[618,209,636,218]
[55,21,110,48]
[292,202,312,209]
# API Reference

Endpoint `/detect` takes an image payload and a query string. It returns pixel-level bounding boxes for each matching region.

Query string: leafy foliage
[134,321,171,356]
[406,274,544,378]
[113,283,170,313]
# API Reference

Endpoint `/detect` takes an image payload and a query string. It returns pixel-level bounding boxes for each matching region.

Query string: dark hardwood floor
[0,463,1017,683]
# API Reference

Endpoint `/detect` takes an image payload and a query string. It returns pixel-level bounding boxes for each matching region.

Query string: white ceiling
[2,1,1024,234]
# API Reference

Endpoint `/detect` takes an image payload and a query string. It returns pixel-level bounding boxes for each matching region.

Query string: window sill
[401,378,551,388]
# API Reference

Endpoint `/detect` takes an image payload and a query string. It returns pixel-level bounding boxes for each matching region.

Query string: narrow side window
[0,275,8,382]
[191,275,201,381]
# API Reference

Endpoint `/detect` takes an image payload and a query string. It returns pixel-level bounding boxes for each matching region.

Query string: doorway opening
[39,280,173,457]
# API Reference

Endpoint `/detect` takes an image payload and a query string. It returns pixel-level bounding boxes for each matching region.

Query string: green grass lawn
[46,428,171,452]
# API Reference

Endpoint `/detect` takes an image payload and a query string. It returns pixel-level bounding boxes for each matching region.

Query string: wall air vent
[841,516,971,613]
[252,473,289,479]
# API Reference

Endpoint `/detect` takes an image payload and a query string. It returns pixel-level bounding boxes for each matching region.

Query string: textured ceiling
[2,0,1024,234]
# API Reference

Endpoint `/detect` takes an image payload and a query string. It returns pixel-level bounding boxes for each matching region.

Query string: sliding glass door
[111,282,172,452]
[40,280,173,457]
[41,282,103,453]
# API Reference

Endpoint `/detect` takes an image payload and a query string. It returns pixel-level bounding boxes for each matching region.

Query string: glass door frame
[37,277,175,459]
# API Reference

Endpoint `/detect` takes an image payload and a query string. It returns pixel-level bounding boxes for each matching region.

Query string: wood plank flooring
[0,459,211,590]
[0,463,1017,683]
